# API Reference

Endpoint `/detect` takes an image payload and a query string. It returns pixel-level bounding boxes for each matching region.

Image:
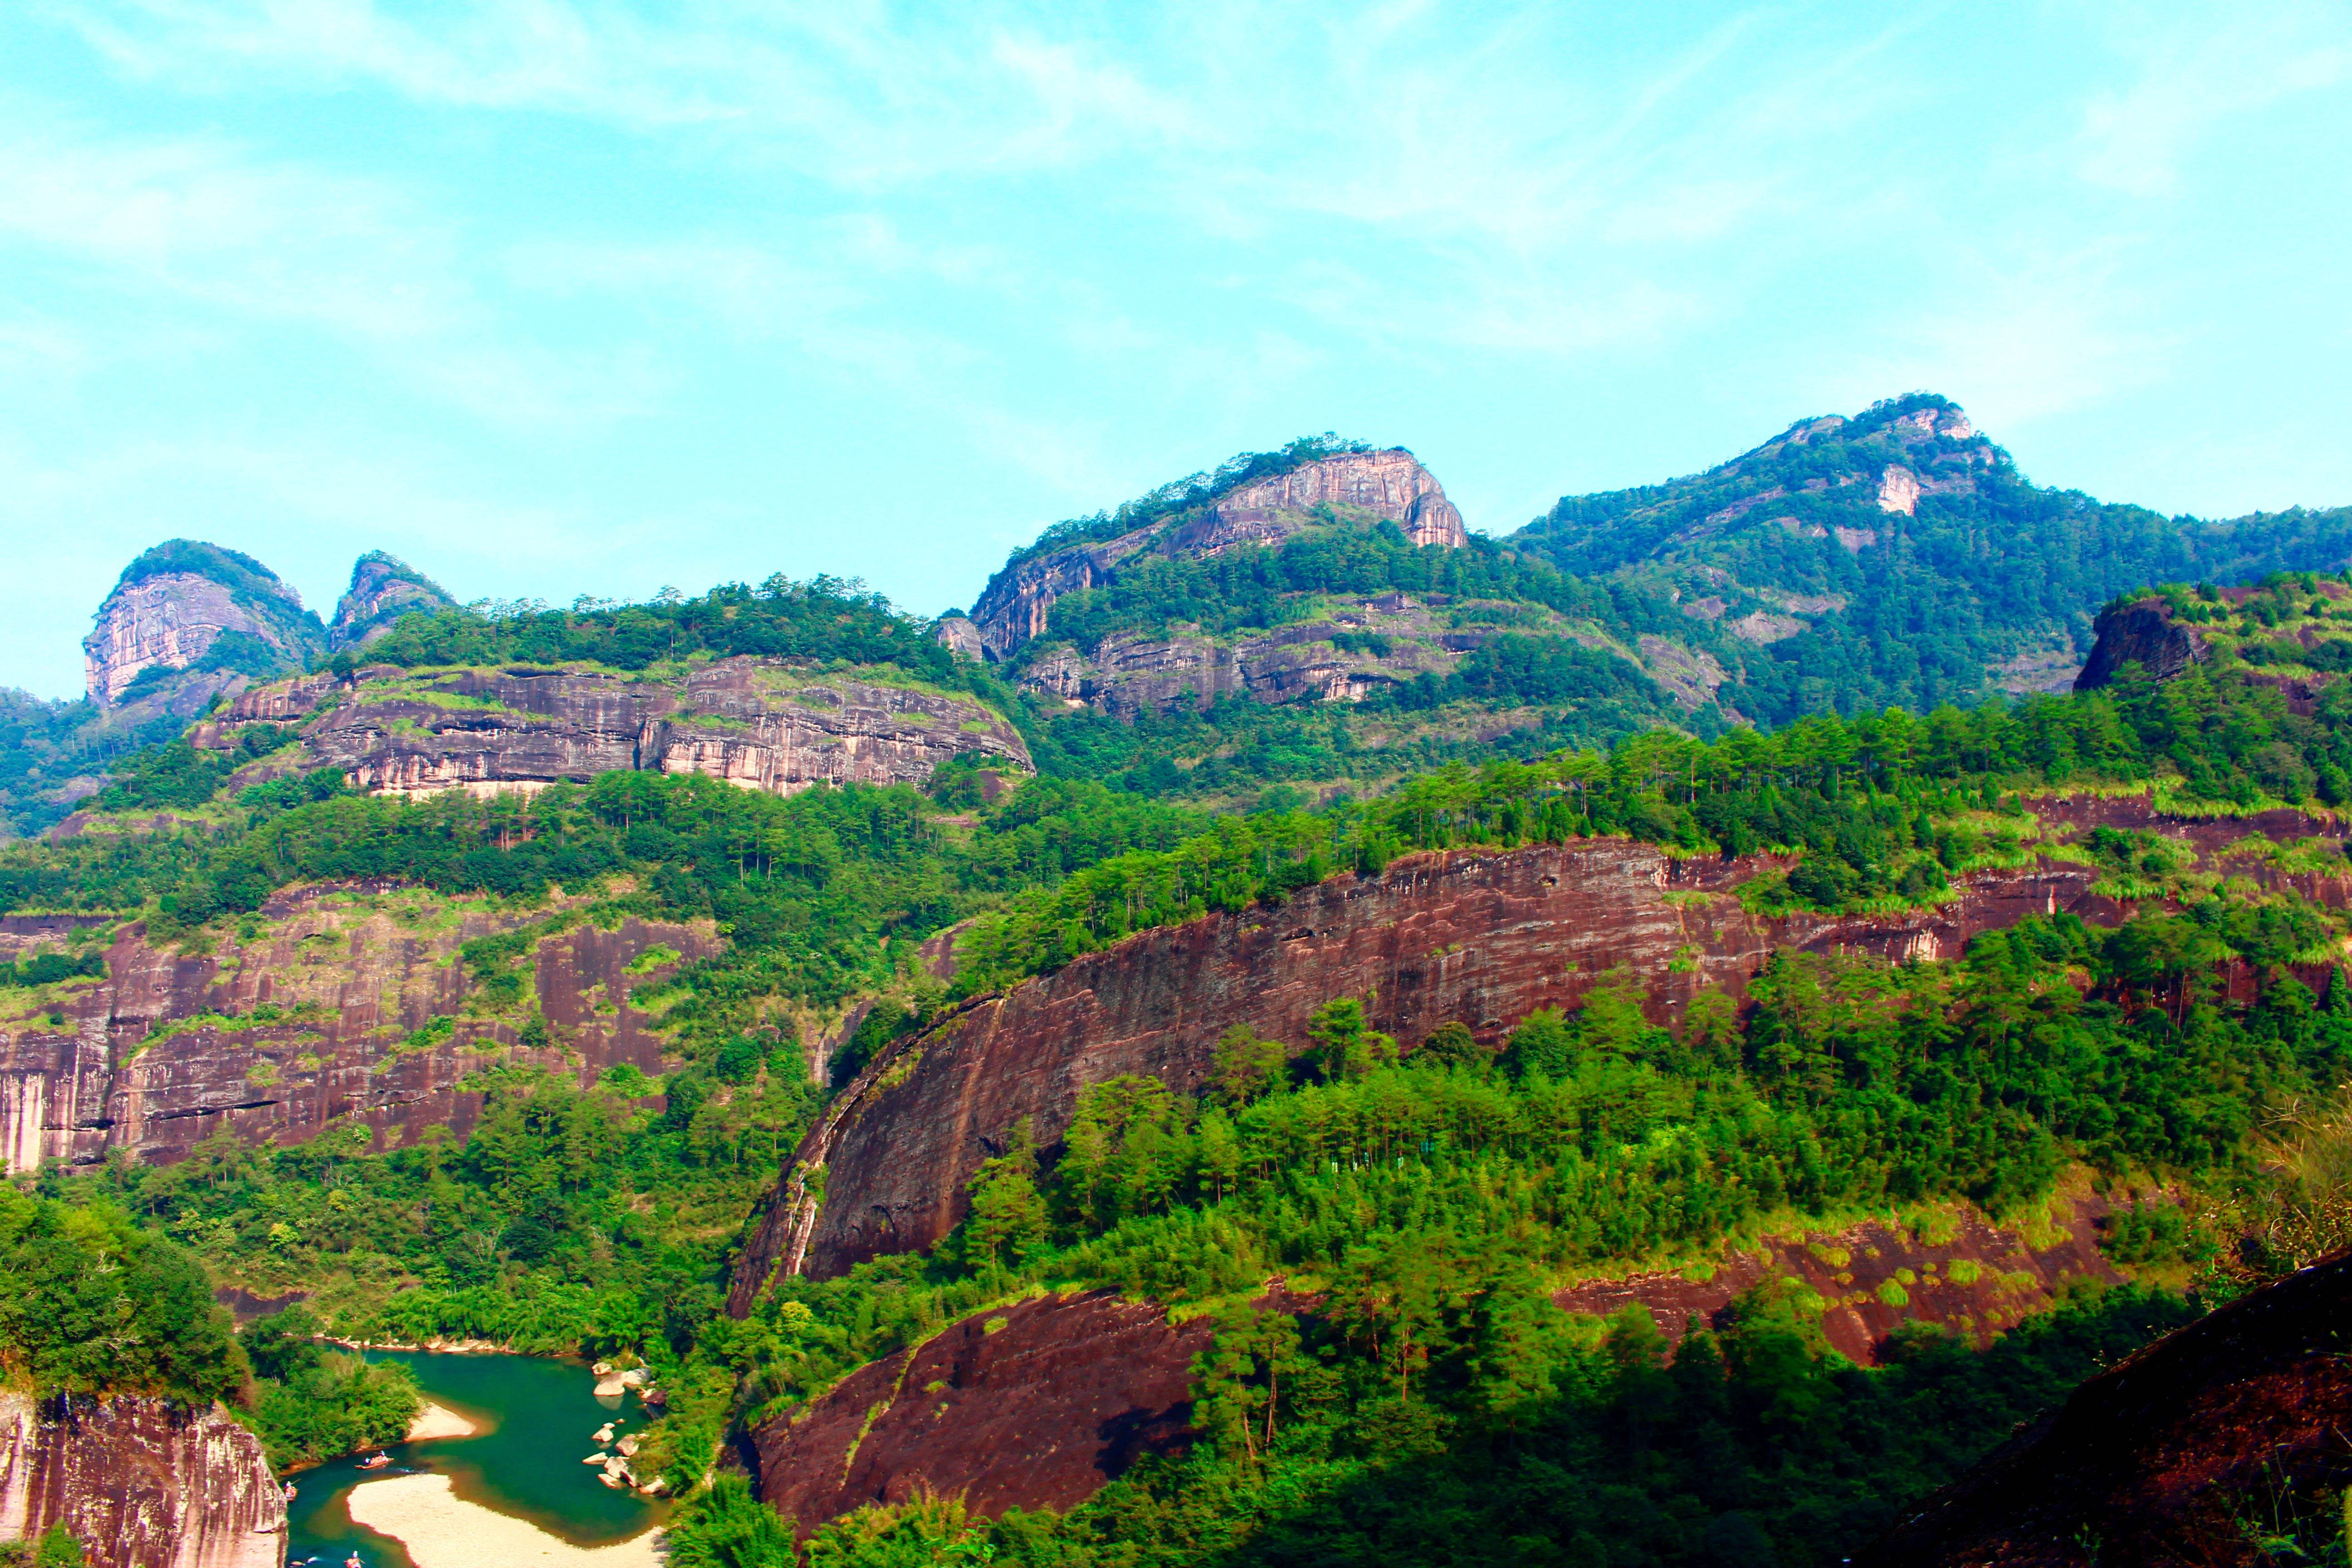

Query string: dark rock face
[328,552,455,651]
[215,657,1030,798]
[0,1391,285,1568]
[970,451,1465,663]
[730,797,2350,1303]
[752,1290,1206,1531]
[1862,1249,2352,1567]
[83,542,324,707]
[0,891,709,1170]
[1554,1200,2122,1367]
[2073,598,2208,690]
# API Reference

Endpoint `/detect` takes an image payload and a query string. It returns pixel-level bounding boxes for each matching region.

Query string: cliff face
[1861,1248,2352,1568]
[2073,597,2209,690]
[328,552,456,651]
[83,543,323,707]
[970,450,1466,663]
[752,1290,1209,1531]
[730,796,2348,1302]
[0,1392,285,1568]
[0,890,709,1171]
[1555,1199,2122,1367]
[214,657,1030,799]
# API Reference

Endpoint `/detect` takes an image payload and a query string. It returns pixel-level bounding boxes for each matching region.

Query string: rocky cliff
[0,1392,285,1568]
[0,890,708,1171]
[1556,1199,2123,1367]
[211,657,1029,799]
[328,552,456,652]
[729,795,2347,1302]
[2073,597,2210,690]
[1862,1248,2352,1567]
[83,542,324,708]
[970,450,1466,663]
[752,1290,1210,1531]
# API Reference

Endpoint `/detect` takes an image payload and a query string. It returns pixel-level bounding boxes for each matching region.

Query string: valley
[4,397,2352,1567]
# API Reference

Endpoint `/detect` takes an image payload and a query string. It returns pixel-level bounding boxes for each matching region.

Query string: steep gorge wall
[0,1392,284,1568]
[210,657,1029,799]
[0,889,710,1171]
[732,797,2348,1303]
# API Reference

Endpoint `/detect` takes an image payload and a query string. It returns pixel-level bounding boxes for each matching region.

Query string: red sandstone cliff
[1861,1248,2352,1567]
[210,658,1029,799]
[0,1392,285,1568]
[969,451,1465,664]
[730,796,2347,1304]
[82,543,323,708]
[2073,597,2210,691]
[0,888,708,1171]
[752,1290,1209,1532]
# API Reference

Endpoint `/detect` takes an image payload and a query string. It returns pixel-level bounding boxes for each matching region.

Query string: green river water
[282,1352,668,1568]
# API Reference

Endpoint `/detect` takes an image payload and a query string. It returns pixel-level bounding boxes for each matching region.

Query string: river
[283,1352,669,1568]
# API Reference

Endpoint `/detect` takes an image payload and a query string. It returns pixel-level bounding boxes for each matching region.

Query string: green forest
[8,531,2352,1557]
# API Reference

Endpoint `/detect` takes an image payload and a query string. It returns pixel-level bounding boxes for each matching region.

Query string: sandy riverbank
[404,1401,480,1442]
[346,1473,662,1566]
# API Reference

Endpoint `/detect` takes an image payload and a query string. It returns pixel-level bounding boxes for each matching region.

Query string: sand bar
[404,1401,480,1442]
[346,1473,661,1566]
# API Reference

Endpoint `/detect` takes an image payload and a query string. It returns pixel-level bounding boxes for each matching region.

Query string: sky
[2,1,2349,699]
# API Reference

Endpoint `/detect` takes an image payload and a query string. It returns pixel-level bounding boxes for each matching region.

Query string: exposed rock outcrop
[730,796,2349,1301]
[328,552,455,652]
[83,542,324,707]
[2073,597,2209,690]
[1555,1199,2123,1367]
[0,892,708,1170]
[971,450,1466,662]
[931,615,985,661]
[1862,1248,2352,1567]
[752,1290,1207,1531]
[0,1391,285,1568]
[212,658,1030,799]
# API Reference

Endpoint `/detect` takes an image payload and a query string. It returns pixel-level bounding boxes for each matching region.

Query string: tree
[1308,997,1396,1083]
[957,1121,1046,1272]
[1209,1024,1288,1105]
[1416,1020,1486,1069]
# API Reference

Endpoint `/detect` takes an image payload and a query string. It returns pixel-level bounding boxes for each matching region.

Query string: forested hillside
[7,418,2352,1565]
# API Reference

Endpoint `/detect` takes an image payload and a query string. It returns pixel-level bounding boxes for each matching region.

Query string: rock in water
[0,1391,286,1568]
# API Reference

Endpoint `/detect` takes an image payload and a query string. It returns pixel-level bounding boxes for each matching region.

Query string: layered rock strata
[211,657,1030,798]
[0,1391,285,1568]
[730,796,2347,1301]
[1862,1247,2352,1566]
[752,1290,1209,1531]
[83,543,323,707]
[328,552,456,651]
[1554,1200,2123,1366]
[0,891,707,1171]
[971,450,1466,662]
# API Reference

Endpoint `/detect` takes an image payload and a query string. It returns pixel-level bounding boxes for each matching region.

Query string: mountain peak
[83,539,323,707]
[330,551,455,652]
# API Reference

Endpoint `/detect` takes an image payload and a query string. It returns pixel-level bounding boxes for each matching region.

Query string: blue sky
[2,1,2348,699]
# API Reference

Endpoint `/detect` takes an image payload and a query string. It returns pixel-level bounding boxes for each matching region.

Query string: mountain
[11,410,2352,1568]
[1511,392,2352,720]
[327,550,456,652]
[82,539,324,708]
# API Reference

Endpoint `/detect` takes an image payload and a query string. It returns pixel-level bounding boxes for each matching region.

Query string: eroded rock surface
[0,891,709,1170]
[328,553,456,652]
[731,796,2348,1301]
[752,1291,1205,1531]
[0,1391,284,1568]
[1862,1248,2352,1567]
[213,658,1029,798]
[970,451,1465,662]
[2074,598,2209,690]
[1555,1200,2123,1366]
[83,543,323,707]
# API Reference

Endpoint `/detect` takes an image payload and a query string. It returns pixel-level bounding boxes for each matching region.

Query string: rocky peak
[970,448,1465,662]
[82,540,323,707]
[329,551,456,652]
[2073,597,2209,690]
